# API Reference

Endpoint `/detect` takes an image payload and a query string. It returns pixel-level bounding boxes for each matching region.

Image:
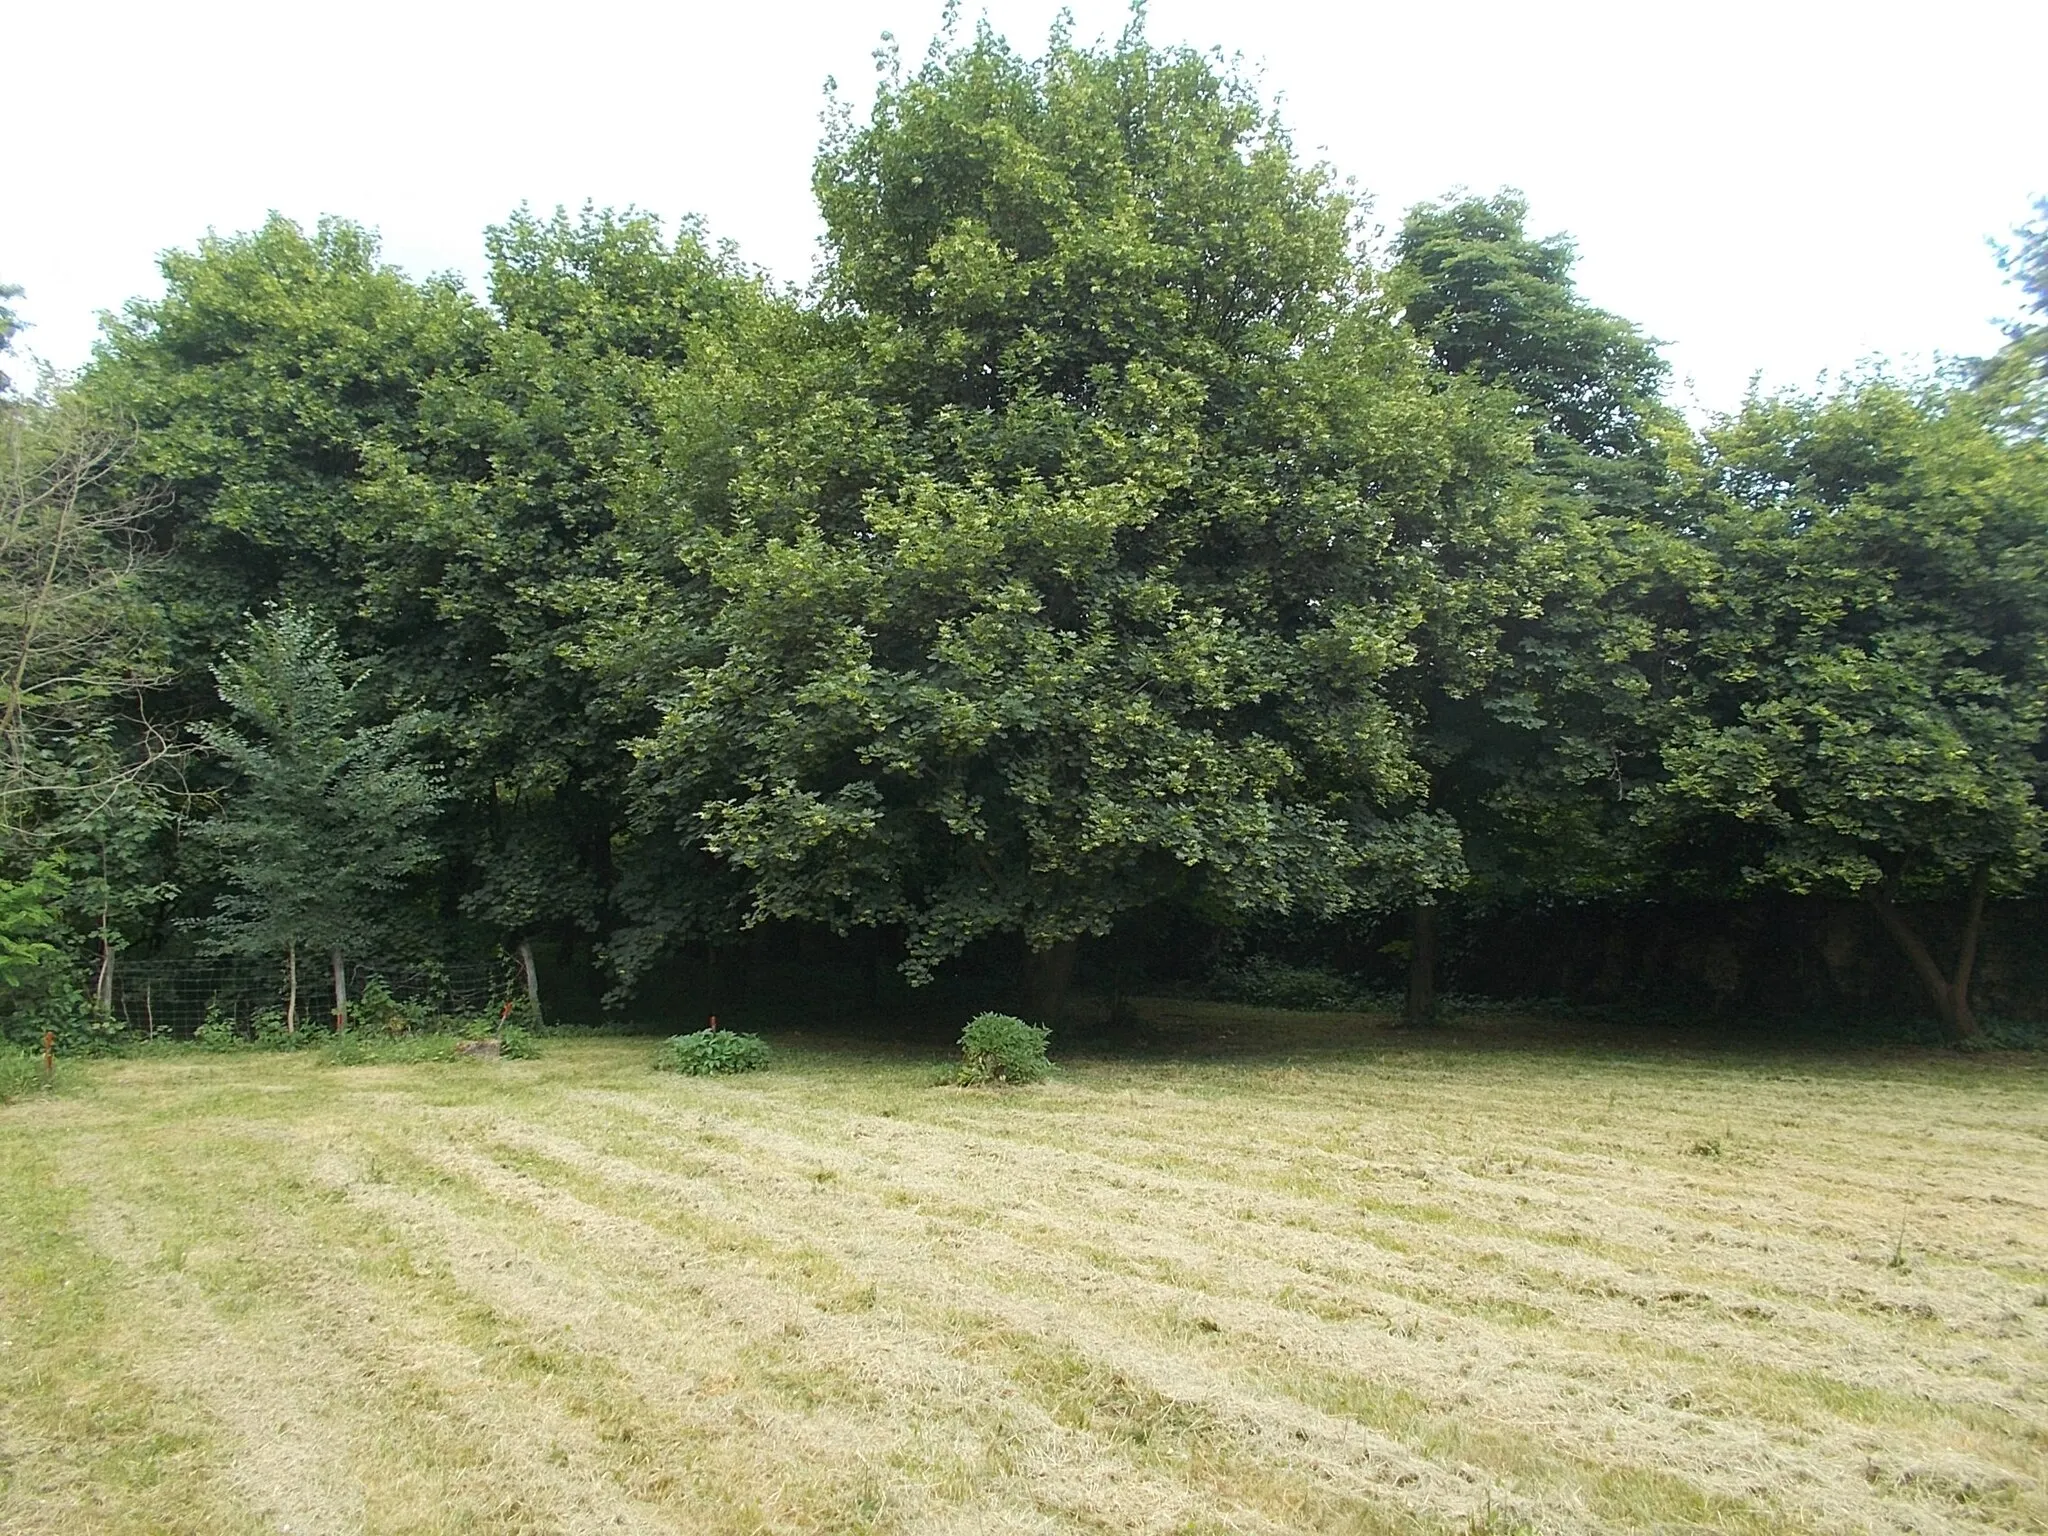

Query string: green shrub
[659,1029,770,1076]
[319,1031,373,1065]
[498,1022,539,1060]
[250,1006,321,1049]
[1209,956,1367,1011]
[195,1002,242,1051]
[1978,1017,2048,1051]
[957,1012,1053,1084]
[0,862,86,1050]
[357,977,434,1037]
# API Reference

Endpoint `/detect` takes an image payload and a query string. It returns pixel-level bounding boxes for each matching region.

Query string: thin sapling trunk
[518,938,542,1025]
[94,848,114,1015]
[285,940,297,1038]
[330,947,348,1033]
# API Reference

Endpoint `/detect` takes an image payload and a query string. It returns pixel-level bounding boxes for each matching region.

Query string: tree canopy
[607,25,1526,982]
[6,16,2042,1043]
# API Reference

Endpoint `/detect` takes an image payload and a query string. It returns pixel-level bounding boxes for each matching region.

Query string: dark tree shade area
[4,21,2045,1048]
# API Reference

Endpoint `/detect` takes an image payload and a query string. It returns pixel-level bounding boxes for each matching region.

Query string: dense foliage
[4,19,2044,1046]
[957,1011,1054,1083]
[659,1027,772,1076]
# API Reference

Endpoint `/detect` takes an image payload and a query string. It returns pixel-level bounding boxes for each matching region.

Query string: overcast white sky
[4,0,2042,412]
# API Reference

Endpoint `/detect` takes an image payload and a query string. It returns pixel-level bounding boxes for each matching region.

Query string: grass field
[2,1018,2044,1534]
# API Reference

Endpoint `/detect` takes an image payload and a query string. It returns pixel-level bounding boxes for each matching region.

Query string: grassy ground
[1,1016,2044,1534]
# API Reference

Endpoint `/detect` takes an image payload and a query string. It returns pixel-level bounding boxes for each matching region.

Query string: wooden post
[41,1029,54,1085]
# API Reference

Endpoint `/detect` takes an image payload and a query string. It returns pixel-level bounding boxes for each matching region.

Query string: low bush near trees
[1208,956,1372,1012]
[957,1012,1053,1084]
[659,1028,771,1076]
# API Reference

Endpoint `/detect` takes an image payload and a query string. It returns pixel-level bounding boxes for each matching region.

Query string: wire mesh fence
[105,956,508,1040]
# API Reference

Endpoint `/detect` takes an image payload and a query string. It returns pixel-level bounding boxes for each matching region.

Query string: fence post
[41,1029,54,1086]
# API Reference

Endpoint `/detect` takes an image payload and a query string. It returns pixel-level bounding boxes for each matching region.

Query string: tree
[0,857,73,1046]
[1653,379,2048,1039]
[1979,196,2047,427]
[422,206,764,1001]
[1995,196,2046,341]
[190,609,444,1032]
[0,399,175,850]
[1394,192,1676,515]
[1388,193,1697,1022]
[0,283,22,396]
[80,208,767,1004]
[609,20,1520,1010]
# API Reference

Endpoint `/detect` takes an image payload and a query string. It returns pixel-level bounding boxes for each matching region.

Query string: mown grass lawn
[1,1026,2043,1534]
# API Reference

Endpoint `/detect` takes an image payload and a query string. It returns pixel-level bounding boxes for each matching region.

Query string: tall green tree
[608,21,1523,1008]
[82,209,768,1003]
[1388,193,1697,1021]
[80,217,489,662]
[1394,193,1676,514]
[417,206,765,998]
[1652,379,2048,1039]
[191,609,445,1032]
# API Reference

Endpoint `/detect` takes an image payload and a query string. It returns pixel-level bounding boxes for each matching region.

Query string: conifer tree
[191,609,443,1032]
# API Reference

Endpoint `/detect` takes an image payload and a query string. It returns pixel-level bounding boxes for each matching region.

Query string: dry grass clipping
[1,1030,2042,1534]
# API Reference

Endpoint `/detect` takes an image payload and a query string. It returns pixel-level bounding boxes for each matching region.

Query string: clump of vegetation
[319,1030,461,1066]
[194,1002,242,1051]
[957,1012,1053,1084]
[356,977,434,1037]
[659,1028,770,1076]
[0,1046,52,1102]
[1209,956,1371,1012]
[181,981,544,1064]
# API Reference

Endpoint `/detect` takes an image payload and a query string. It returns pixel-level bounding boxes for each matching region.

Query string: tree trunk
[1951,867,1989,1039]
[285,941,298,1038]
[94,847,114,1015]
[866,928,886,1009]
[518,938,543,1025]
[1865,872,1988,1043]
[1402,902,1438,1028]
[330,947,348,1033]
[1024,937,1078,1026]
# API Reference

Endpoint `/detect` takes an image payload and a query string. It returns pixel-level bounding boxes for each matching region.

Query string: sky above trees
[4,0,2043,413]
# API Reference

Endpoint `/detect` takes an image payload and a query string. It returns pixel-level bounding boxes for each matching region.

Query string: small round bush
[958,1012,1053,1084]
[660,1028,770,1076]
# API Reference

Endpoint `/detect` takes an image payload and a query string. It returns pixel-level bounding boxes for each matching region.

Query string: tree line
[3,22,2045,1044]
